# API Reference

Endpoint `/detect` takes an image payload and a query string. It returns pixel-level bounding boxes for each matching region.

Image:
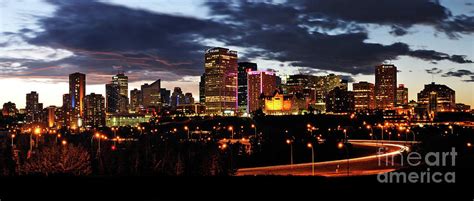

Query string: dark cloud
[206,1,472,75]
[442,69,474,77]
[389,25,409,36]
[1,0,472,83]
[297,0,449,25]
[441,69,474,82]
[291,0,474,38]
[425,67,443,74]
[408,50,473,63]
[290,0,449,36]
[23,0,232,81]
[341,75,355,82]
[435,15,474,39]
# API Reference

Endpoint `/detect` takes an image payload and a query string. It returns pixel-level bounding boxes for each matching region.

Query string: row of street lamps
[286,139,349,176]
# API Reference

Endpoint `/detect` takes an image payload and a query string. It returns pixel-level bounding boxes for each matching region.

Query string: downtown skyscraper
[203,47,238,115]
[106,73,129,114]
[247,71,277,113]
[237,62,257,113]
[353,81,375,110]
[69,72,86,128]
[84,93,106,127]
[26,91,43,123]
[375,64,397,109]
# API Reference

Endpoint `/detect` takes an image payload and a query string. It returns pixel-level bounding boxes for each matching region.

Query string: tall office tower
[141,79,161,109]
[46,106,56,128]
[199,73,206,104]
[375,64,397,109]
[2,102,18,117]
[396,84,408,106]
[171,87,185,107]
[26,91,42,123]
[184,93,194,105]
[247,71,278,113]
[112,73,128,98]
[130,89,142,112]
[238,62,258,113]
[112,73,129,113]
[106,83,120,113]
[204,47,238,115]
[69,72,86,128]
[417,82,455,113]
[84,93,105,127]
[353,81,375,110]
[285,74,317,97]
[160,88,171,107]
[325,87,354,113]
[62,94,71,127]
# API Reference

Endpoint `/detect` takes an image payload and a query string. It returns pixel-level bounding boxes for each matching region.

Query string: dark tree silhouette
[20,144,92,176]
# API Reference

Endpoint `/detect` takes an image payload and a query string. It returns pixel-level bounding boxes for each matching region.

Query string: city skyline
[0,0,473,108]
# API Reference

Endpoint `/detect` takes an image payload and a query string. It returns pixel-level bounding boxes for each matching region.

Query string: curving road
[236,140,412,177]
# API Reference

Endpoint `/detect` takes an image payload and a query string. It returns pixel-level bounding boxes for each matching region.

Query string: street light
[228,126,234,139]
[11,134,15,147]
[94,133,103,154]
[378,124,384,145]
[251,124,257,138]
[307,143,314,176]
[343,129,347,142]
[286,139,294,168]
[448,125,453,135]
[366,125,374,140]
[112,127,118,146]
[184,126,190,140]
[61,140,67,146]
[33,127,41,148]
[338,142,350,176]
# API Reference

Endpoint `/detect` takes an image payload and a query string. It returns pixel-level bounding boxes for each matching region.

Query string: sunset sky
[0,0,473,108]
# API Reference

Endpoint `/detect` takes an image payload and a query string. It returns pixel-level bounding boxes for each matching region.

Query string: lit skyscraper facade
[62,94,71,127]
[353,81,375,110]
[130,89,142,112]
[69,72,86,128]
[141,79,161,109]
[396,84,409,106]
[326,87,354,113]
[46,106,56,128]
[106,83,120,113]
[199,74,205,104]
[26,91,42,123]
[84,93,105,127]
[417,82,455,113]
[238,62,257,113]
[160,88,171,107]
[375,64,397,109]
[112,73,128,98]
[112,73,129,113]
[247,71,277,113]
[171,87,184,108]
[204,47,238,115]
[2,102,18,117]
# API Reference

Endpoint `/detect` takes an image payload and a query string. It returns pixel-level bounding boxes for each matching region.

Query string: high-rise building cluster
[1,47,471,131]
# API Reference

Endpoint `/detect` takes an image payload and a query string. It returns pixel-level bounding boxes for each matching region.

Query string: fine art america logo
[377,148,456,183]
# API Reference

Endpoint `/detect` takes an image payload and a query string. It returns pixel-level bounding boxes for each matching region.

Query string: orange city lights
[337,142,344,149]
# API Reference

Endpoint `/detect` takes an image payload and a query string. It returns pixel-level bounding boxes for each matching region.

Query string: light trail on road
[237,140,411,177]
